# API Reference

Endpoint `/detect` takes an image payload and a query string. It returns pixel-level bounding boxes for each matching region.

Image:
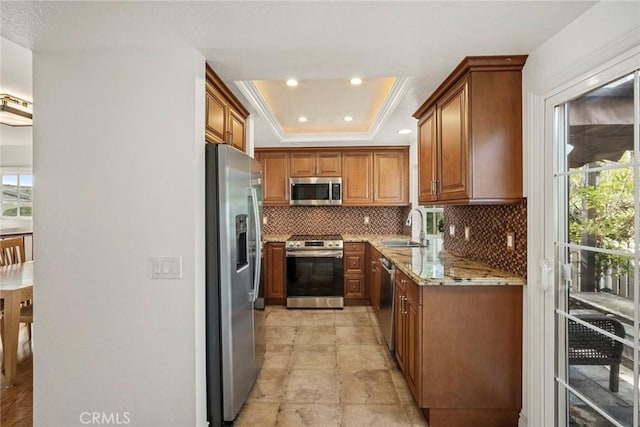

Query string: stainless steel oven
[286,234,344,308]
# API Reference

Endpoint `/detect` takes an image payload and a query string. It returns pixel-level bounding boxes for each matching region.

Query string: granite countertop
[263,233,526,287]
[263,234,291,243]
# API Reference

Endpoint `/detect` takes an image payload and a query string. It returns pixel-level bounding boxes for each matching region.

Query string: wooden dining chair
[0,237,33,344]
[0,237,26,266]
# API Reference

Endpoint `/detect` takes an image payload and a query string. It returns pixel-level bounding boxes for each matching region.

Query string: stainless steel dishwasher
[377,256,396,351]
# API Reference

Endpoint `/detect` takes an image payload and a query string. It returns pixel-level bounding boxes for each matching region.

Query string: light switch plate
[464,227,470,241]
[506,232,515,251]
[364,216,370,225]
[449,225,455,237]
[150,256,182,279]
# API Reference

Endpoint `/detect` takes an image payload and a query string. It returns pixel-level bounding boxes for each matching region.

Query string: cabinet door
[342,152,373,205]
[437,78,469,201]
[290,153,316,177]
[345,253,365,274]
[260,152,290,206]
[373,150,409,205]
[228,107,246,152]
[405,284,421,400]
[316,153,342,176]
[369,246,382,311]
[418,109,438,204]
[344,276,366,298]
[265,243,286,299]
[205,82,227,144]
[395,278,407,373]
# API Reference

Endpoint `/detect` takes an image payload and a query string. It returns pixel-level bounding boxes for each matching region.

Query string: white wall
[0,37,33,171]
[33,48,207,426]
[0,126,32,170]
[521,2,640,426]
[0,36,32,100]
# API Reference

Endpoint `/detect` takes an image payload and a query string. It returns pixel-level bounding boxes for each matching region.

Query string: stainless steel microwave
[289,177,342,206]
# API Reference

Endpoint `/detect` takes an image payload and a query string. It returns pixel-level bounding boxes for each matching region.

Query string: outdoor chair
[568,314,626,392]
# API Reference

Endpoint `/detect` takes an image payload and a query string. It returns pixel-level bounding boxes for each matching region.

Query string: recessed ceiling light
[286,79,299,87]
[344,116,353,122]
[398,129,412,135]
[298,116,308,122]
[350,77,363,85]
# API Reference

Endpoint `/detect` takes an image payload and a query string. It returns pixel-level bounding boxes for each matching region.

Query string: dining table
[0,261,33,386]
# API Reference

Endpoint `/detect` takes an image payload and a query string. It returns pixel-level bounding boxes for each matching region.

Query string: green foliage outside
[2,206,32,217]
[568,151,635,279]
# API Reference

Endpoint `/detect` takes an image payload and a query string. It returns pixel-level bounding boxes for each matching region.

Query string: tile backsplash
[263,206,409,235]
[443,200,527,278]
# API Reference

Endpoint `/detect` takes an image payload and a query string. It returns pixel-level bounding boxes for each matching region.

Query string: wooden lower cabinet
[394,269,421,400]
[264,242,286,304]
[393,268,523,427]
[343,242,367,302]
[368,245,382,312]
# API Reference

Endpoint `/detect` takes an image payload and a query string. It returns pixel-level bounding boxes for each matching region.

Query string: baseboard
[518,411,527,427]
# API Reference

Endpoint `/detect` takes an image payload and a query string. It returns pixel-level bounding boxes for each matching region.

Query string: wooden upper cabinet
[373,150,409,205]
[257,147,408,206]
[413,55,527,205]
[316,152,342,176]
[418,108,437,204]
[205,82,226,144]
[228,107,246,152]
[437,78,469,201]
[342,151,373,205]
[205,65,249,152]
[290,153,315,176]
[260,151,290,206]
[290,152,341,177]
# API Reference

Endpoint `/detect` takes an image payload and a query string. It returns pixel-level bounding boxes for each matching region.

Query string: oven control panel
[286,239,344,250]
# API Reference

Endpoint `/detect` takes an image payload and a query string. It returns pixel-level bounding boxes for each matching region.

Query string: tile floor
[235,306,428,427]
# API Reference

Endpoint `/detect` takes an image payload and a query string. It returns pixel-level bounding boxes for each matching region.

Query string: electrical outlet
[449,224,455,237]
[506,232,515,251]
[364,216,370,225]
[263,216,268,225]
[464,227,470,241]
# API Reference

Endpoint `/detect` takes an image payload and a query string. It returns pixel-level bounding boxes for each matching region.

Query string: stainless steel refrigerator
[205,144,264,426]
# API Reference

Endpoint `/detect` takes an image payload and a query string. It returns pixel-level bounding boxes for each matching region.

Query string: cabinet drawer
[345,276,366,298]
[345,254,365,274]
[344,242,365,253]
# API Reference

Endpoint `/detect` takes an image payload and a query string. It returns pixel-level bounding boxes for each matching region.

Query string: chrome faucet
[405,208,427,247]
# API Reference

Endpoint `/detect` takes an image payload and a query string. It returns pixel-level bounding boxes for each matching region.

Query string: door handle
[538,259,553,293]
[250,187,262,302]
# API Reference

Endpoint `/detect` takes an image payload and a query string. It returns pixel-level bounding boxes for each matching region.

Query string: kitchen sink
[380,239,421,248]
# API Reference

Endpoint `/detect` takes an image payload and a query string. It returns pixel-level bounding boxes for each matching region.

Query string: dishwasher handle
[379,257,395,276]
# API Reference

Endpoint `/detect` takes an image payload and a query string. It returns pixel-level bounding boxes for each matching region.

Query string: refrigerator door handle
[249,186,262,303]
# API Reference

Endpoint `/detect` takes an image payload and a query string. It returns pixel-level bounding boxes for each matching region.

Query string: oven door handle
[286,250,344,258]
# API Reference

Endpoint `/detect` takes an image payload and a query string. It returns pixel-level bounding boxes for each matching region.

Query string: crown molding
[367,76,411,136]
[235,77,411,144]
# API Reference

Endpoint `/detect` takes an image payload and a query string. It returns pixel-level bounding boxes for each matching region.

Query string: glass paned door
[553,71,639,427]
